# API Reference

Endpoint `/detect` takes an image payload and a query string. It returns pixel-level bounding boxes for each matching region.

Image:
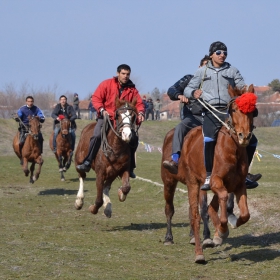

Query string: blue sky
[1,0,279,100]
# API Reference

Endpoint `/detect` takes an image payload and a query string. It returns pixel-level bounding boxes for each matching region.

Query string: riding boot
[129,130,138,178]
[201,141,216,191]
[246,145,261,188]
[71,132,76,151]
[19,143,23,165]
[76,136,101,172]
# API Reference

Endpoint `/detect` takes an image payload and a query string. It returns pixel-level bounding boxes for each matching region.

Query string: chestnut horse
[13,115,44,183]
[74,98,138,218]
[49,118,73,181]
[162,85,256,263]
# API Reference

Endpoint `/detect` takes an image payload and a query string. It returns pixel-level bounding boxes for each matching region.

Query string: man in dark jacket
[73,93,80,119]
[15,95,45,156]
[145,98,154,120]
[51,95,77,153]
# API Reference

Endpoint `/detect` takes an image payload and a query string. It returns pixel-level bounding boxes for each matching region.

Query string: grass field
[0,118,280,279]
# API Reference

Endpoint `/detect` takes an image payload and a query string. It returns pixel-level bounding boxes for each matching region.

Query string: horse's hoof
[218,229,229,240]
[164,240,174,245]
[89,204,98,214]
[59,168,63,172]
[213,236,223,246]
[29,179,34,184]
[228,214,237,229]
[61,178,65,182]
[118,188,127,202]
[75,198,84,210]
[189,237,196,245]
[202,238,215,249]
[104,203,112,218]
[195,255,206,264]
[63,167,67,172]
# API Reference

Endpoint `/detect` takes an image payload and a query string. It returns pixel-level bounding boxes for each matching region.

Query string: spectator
[154,98,162,120]
[145,98,154,120]
[88,100,97,120]
[142,95,148,113]
[73,93,80,119]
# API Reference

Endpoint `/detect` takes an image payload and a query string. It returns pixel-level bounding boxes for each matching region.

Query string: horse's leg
[103,180,113,218]
[118,171,130,202]
[22,158,29,177]
[56,154,65,181]
[200,191,214,248]
[33,156,44,182]
[89,175,104,215]
[188,184,205,263]
[227,193,237,229]
[29,162,35,184]
[232,187,250,228]
[75,173,85,210]
[65,150,73,170]
[163,179,177,245]
[209,176,229,246]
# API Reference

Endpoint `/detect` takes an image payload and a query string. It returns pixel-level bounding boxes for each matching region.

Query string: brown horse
[74,98,138,218]
[49,118,73,181]
[13,115,44,183]
[162,85,256,263]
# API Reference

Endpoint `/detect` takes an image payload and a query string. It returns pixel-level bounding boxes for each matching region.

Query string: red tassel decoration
[235,93,257,113]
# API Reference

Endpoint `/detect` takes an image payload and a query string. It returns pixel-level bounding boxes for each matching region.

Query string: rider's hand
[138,113,144,123]
[178,95,189,103]
[102,110,109,117]
[193,89,203,99]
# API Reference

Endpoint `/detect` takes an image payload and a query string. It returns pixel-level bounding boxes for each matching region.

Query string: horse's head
[228,84,257,146]
[115,97,138,142]
[28,115,41,140]
[59,116,71,137]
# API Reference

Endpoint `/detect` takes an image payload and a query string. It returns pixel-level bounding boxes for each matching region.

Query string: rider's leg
[52,125,60,153]
[129,130,138,178]
[76,119,103,172]
[163,114,202,174]
[70,129,76,152]
[246,134,261,188]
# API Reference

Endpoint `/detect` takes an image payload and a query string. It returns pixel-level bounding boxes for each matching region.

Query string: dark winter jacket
[51,103,77,129]
[17,105,45,125]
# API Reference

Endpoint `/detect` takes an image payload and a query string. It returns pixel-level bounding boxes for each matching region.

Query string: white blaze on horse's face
[121,110,132,142]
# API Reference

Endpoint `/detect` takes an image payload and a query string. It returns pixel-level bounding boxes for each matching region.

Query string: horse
[13,115,44,183]
[74,98,138,218]
[49,117,73,181]
[161,84,256,263]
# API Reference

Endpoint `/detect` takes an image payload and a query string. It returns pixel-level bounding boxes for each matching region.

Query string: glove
[14,117,20,122]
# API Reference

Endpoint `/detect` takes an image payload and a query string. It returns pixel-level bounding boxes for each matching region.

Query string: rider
[184,41,261,190]
[163,55,209,174]
[76,64,145,178]
[15,96,45,157]
[51,95,77,153]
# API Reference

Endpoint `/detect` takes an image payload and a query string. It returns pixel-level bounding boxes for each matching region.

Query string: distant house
[78,100,91,119]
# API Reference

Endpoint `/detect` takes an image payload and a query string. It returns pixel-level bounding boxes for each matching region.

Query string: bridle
[19,116,41,140]
[101,103,137,157]
[59,118,70,137]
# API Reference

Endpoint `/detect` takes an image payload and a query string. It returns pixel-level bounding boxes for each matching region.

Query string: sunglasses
[215,50,227,56]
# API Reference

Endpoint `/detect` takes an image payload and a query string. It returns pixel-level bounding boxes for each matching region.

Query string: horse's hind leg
[200,191,214,248]
[103,180,112,218]
[118,172,130,202]
[75,174,85,210]
[29,162,35,184]
[227,193,238,229]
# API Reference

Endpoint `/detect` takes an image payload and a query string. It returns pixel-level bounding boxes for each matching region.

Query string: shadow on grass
[38,188,89,196]
[209,232,280,263]
[106,222,190,231]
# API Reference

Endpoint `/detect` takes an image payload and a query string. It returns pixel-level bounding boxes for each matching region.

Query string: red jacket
[92,77,145,121]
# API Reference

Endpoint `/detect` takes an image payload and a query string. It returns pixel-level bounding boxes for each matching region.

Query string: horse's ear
[247,84,255,93]
[228,84,236,98]
[132,97,137,106]
[115,96,121,108]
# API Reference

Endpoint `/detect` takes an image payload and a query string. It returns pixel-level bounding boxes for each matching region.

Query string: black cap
[209,41,227,56]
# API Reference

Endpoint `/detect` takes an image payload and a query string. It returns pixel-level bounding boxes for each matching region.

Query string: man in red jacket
[76,64,145,178]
